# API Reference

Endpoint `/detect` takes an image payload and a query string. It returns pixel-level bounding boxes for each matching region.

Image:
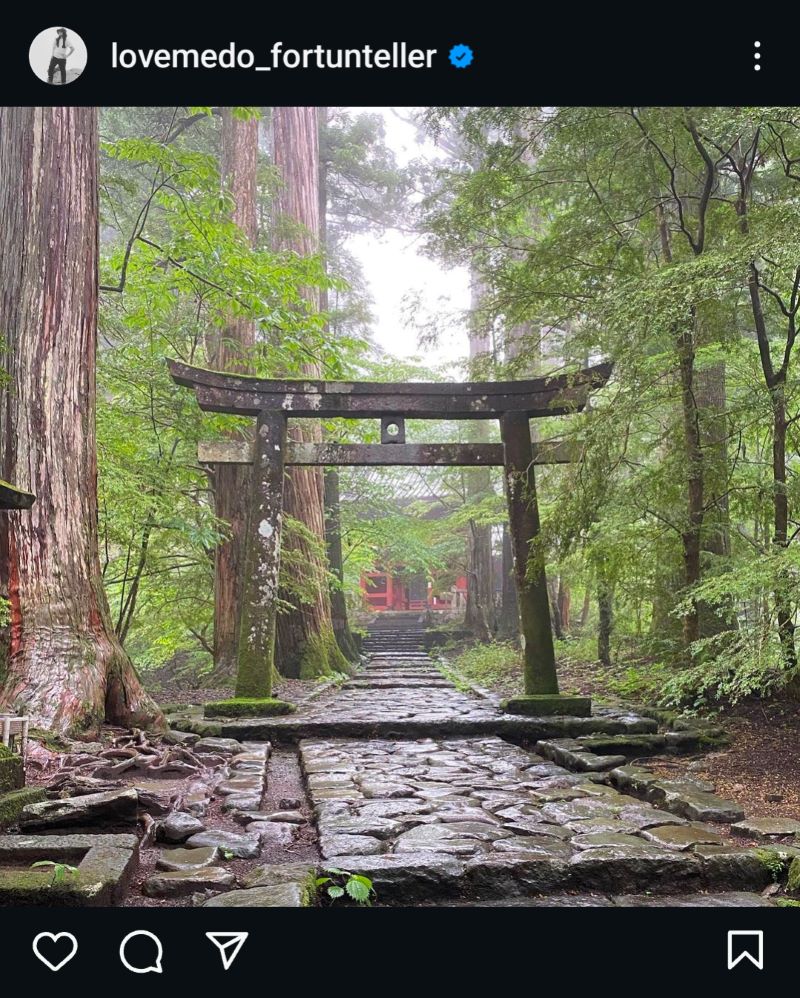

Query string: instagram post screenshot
[0,13,796,984]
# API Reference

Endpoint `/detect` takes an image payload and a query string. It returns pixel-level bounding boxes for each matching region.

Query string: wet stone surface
[300,734,747,886]
[175,655,658,743]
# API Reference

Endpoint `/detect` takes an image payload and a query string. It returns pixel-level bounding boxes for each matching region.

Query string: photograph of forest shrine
[2,104,800,909]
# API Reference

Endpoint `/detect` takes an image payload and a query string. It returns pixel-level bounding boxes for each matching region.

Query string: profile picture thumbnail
[29,27,87,85]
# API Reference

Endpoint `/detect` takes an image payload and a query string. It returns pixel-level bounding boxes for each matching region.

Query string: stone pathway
[288,616,776,905]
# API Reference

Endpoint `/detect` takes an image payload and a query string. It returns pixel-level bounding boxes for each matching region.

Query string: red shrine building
[360,569,468,612]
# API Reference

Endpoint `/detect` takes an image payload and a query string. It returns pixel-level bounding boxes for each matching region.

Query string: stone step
[318,848,771,904]
[608,766,746,823]
[436,891,773,907]
[176,712,660,745]
[536,738,627,773]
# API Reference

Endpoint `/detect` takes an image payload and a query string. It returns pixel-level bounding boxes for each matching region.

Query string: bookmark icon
[206,932,249,971]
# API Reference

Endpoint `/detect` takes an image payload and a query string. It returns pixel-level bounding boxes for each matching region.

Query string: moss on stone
[204,698,296,719]
[787,856,800,892]
[0,748,23,793]
[501,695,592,718]
[0,787,46,828]
[756,848,786,883]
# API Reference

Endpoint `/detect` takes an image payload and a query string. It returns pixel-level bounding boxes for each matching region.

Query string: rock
[608,765,659,796]
[194,737,242,755]
[617,805,686,831]
[216,776,264,796]
[492,837,573,859]
[658,788,745,824]
[699,849,774,890]
[232,751,269,764]
[241,863,315,889]
[156,846,219,871]
[569,846,700,892]
[203,884,306,907]
[254,810,306,824]
[143,867,235,898]
[360,781,415,799]
[279,797,302,810]
[641,824,725,851]
[0,787,47,829]
[355,800,434,821]
[616,892,774,907]
[501,820,573,840]
[158,811,206,843]
[393,824,480,855]
[539,799,617,824]
[182,790,210,818]
[325,815,404,839]
[162,729,200,746]
[571,832,648,851]
[319,834,387,857]
[731,816,800,840]
[221,794,262,812]
[185,830,261,858]
[20,788,139,829]
[246,822,297,847]
[135,790,173,817]
[324,853,467,903]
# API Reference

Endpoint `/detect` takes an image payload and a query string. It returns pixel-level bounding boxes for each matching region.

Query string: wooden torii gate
[169,359,612,716]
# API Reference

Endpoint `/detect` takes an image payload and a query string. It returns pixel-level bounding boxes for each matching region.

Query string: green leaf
[327,885,345,899]
[345,877,372,903]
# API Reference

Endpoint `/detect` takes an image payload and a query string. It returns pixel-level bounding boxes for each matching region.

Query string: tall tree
[207,108,259,678]
[318,107,358,661]
[0,106,161,735]
[272,106,348,677]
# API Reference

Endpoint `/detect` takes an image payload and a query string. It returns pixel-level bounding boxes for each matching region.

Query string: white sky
[346,107,470,370]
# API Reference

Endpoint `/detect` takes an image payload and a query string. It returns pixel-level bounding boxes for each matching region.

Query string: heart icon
[32,932,79,972]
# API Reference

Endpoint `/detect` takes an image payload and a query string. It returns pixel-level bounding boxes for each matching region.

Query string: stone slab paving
[175,655,658,743]
[169,620,776,905]
[301,735,771,902]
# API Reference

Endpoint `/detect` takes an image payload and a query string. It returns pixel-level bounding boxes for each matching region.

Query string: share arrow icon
[206,932,249,970]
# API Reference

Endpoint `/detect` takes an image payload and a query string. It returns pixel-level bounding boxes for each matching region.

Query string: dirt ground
[558,656,800,823]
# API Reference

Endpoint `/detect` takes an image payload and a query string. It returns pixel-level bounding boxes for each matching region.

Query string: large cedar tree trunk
[318,107,358,661]
[208,109,259,678]
[0,106,161,735]
[272,107,348,678]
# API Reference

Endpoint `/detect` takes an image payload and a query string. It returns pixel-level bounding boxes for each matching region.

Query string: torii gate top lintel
[167,359,612,419]
[168,358,611,714]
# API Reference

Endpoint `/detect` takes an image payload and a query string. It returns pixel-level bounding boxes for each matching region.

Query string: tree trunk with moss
[208,109,259,679]
[0,106,162,736]
[318,107,358,662]
[271,106,349,678]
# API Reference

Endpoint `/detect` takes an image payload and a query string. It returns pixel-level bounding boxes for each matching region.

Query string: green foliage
[418,105,800,705]
[449,641,521,688]
[30,860,79,886]
[315,867,375,906]
[755,849,785,883]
